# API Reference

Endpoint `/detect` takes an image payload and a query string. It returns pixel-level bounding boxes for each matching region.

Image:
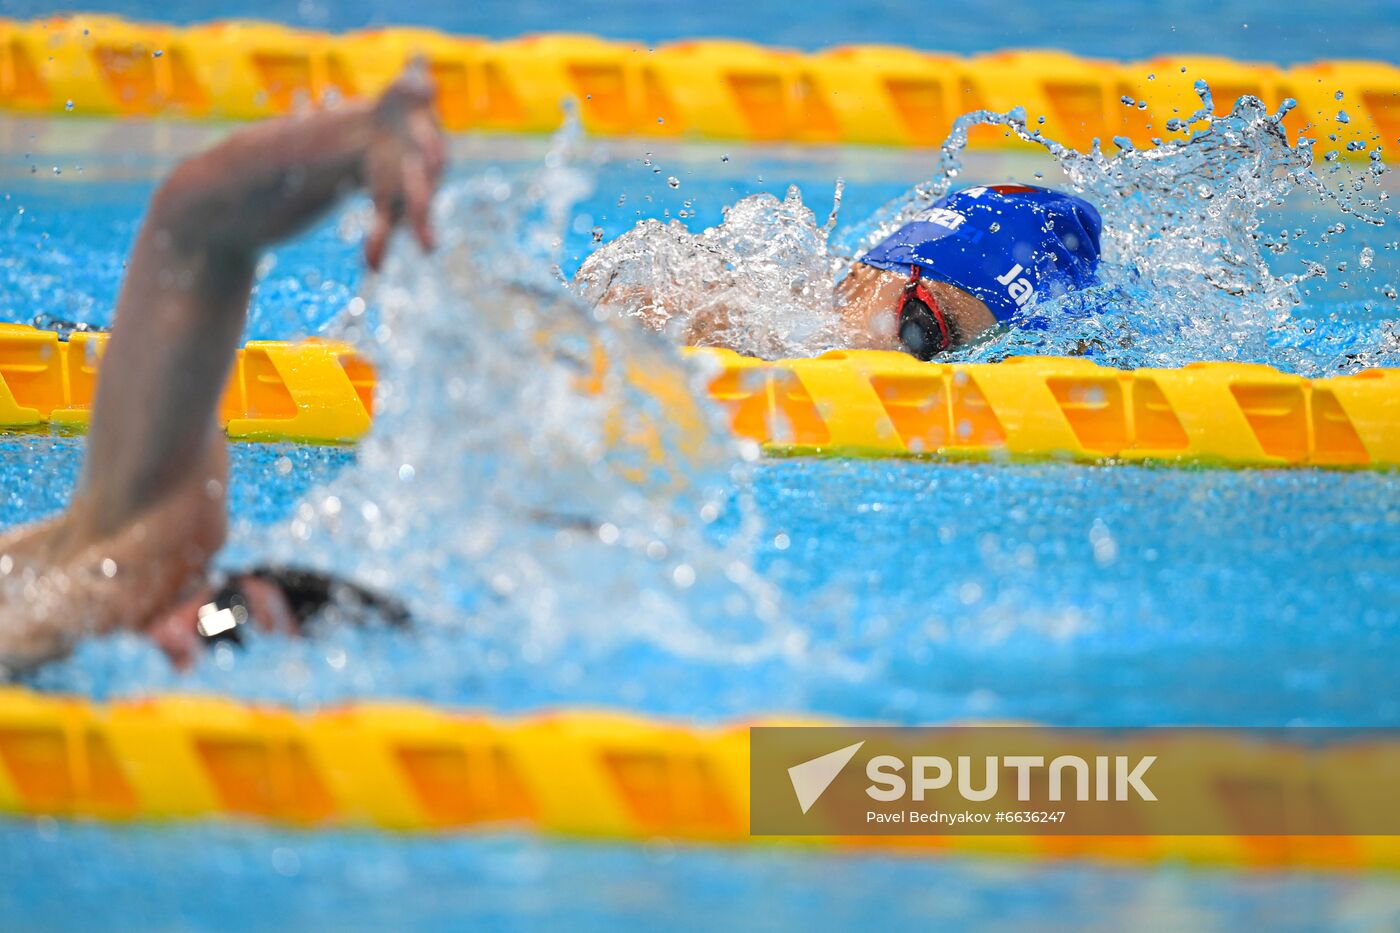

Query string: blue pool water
[4,822,1399,933]
[5,437,1400,727]
[2,16,1400,930]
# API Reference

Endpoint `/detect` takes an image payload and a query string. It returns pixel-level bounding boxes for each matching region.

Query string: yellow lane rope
[0,687,1393,869]
[1,324,1397,468]
[0,16,1394,158]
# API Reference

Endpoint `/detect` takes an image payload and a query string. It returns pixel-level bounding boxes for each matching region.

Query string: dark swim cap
[859,184,1102,324]
[196,565,410,646]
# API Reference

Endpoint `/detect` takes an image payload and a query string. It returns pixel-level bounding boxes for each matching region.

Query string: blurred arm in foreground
[0,74,445,673]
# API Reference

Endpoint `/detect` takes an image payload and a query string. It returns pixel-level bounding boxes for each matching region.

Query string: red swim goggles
[895,265,953,360]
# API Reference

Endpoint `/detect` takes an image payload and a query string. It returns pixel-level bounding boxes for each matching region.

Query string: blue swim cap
[859,184,1102,323]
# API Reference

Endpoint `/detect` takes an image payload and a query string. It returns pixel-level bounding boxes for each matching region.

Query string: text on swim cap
[995,263,1037,307]
[914,206,966,230]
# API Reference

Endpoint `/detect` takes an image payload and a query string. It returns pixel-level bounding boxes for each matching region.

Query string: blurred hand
[364,70,447,271]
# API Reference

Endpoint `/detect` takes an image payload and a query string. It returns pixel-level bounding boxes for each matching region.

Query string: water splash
[581,86,1398,372]
[241,89,1396,687]
[949,92,1399,374]
[243,142,797,679]
[574,183,851,358]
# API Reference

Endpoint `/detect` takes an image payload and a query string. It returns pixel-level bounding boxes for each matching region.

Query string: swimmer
[578,183,1103,358]
[0,73,445,673]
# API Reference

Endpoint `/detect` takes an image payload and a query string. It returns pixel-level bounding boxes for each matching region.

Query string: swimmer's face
[146,576,299,668]
[837,265,999,355]
[909,281,998,349]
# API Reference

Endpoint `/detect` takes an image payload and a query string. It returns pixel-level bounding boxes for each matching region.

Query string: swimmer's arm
[580,277,885,351]
[575,252,875,350]
[72,76,444,540]
[573,277,739,346]
[150,79,444,270]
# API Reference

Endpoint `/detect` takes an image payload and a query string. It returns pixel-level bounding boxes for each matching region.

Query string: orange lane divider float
[0,323,373,444]
[0,16,1396,159]
[0,687,1395,870]
[2,323,1399,466]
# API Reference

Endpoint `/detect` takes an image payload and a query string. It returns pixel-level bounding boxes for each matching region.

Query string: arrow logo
[787,741,864,814]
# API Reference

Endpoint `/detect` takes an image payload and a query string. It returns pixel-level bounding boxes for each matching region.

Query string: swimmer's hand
[364,73,446,271]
